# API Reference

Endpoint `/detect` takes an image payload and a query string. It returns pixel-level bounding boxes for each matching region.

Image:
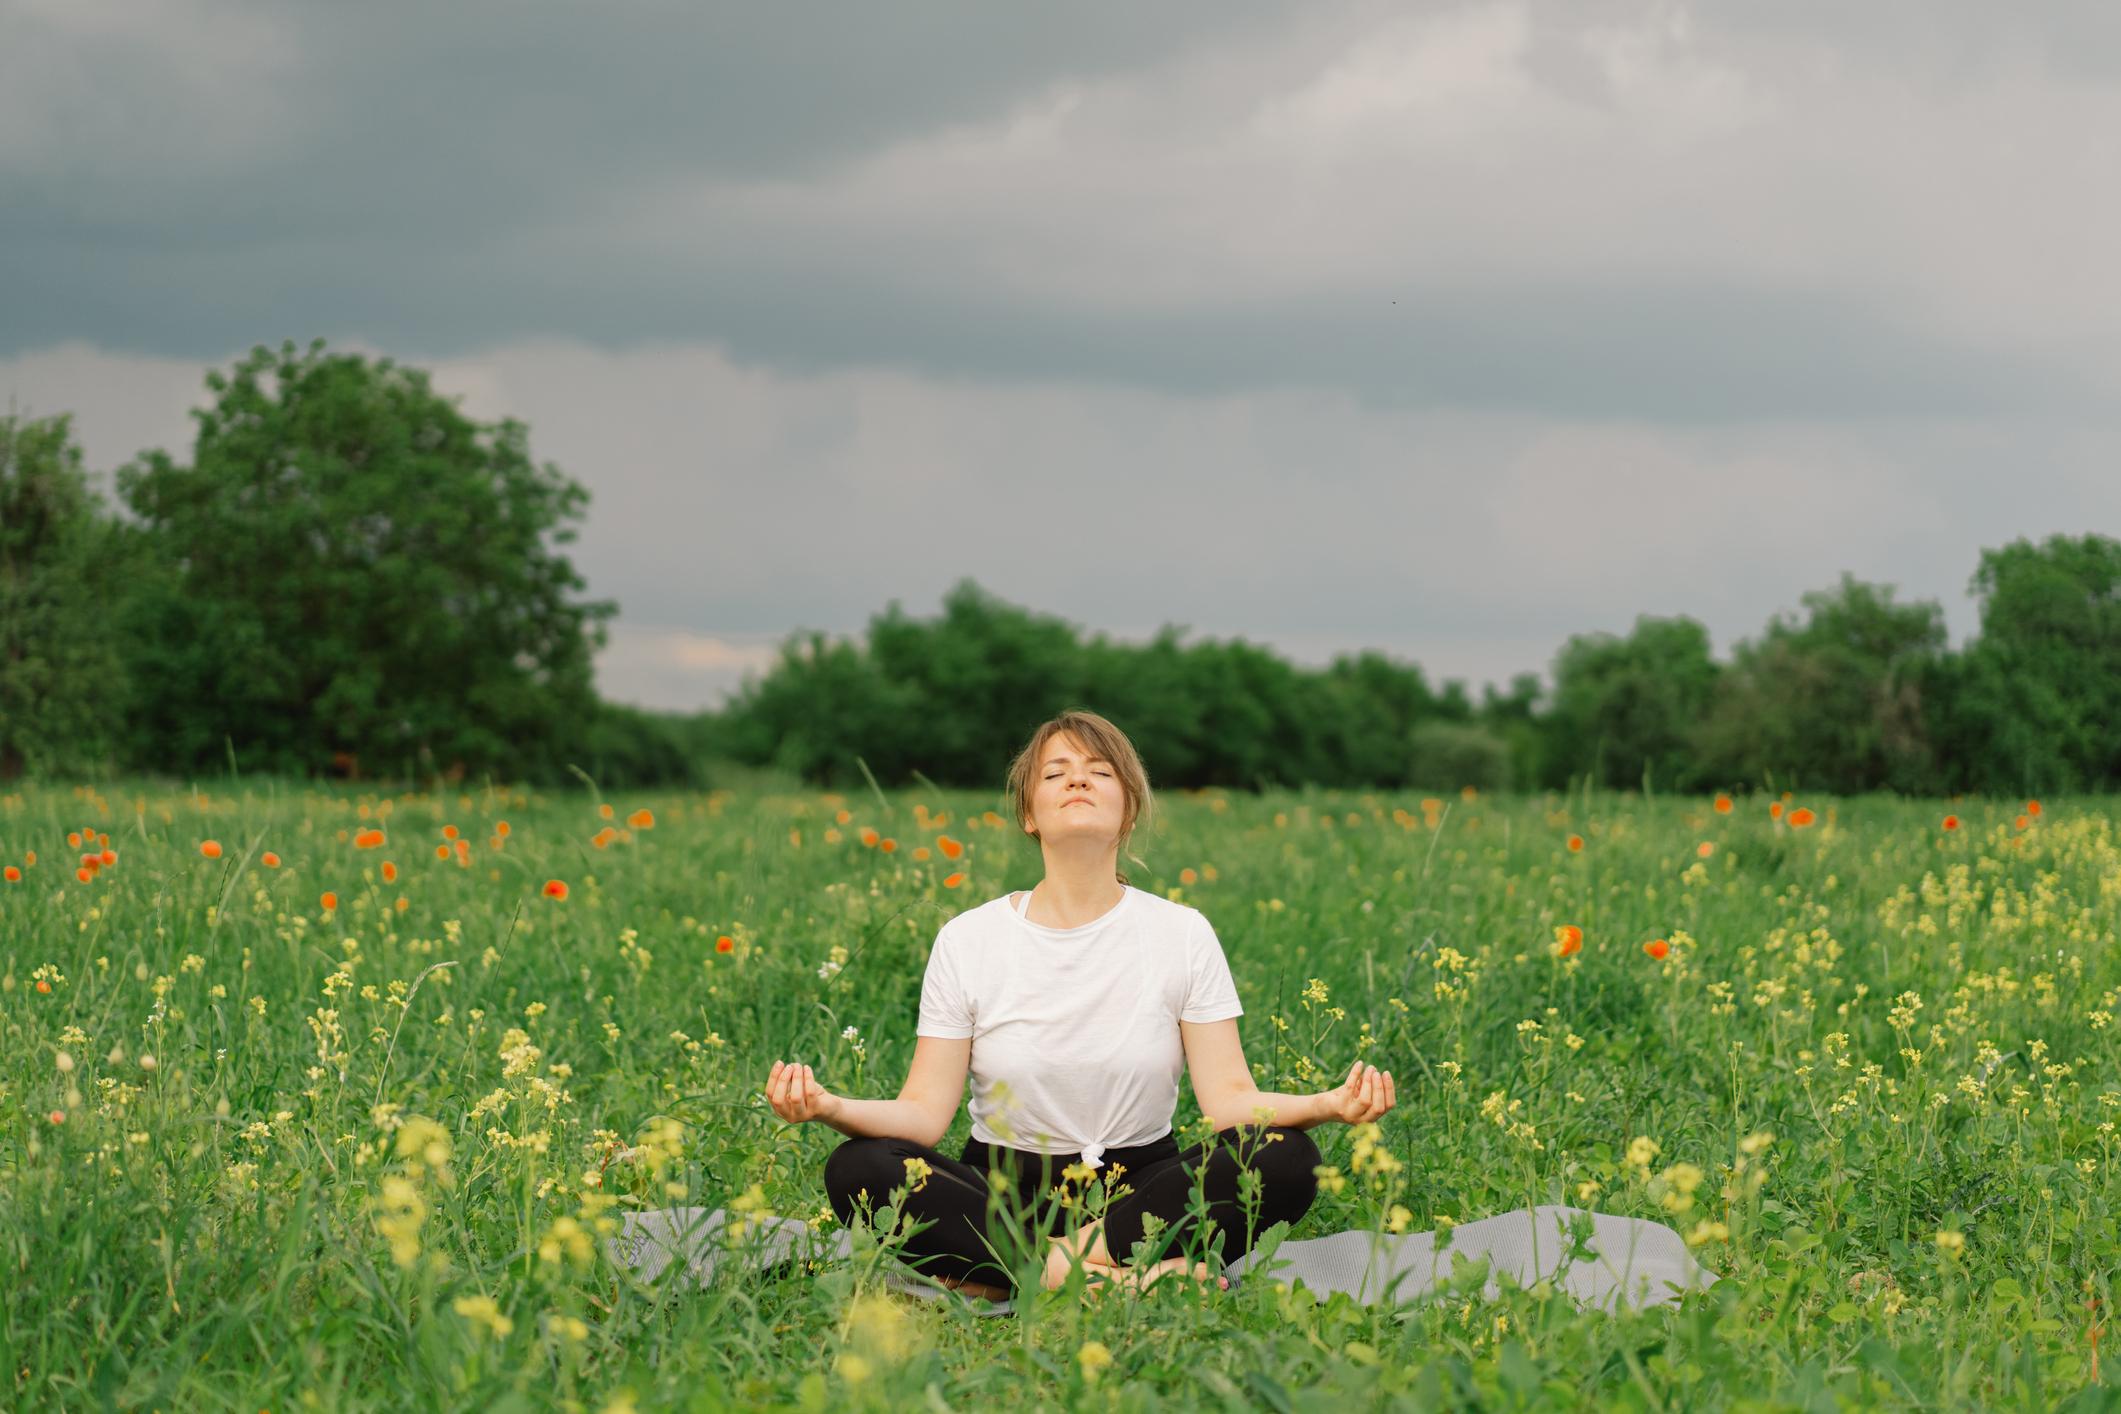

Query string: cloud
[5,2,2120,423]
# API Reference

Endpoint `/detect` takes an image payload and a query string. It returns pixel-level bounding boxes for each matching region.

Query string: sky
[6,0,2119,711]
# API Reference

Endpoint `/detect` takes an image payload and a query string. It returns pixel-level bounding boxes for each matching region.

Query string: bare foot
[1077,1255,1230,1298]
[935,1274,1012,1302]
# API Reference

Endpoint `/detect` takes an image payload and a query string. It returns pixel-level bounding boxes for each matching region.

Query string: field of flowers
[4,779,2120,1411]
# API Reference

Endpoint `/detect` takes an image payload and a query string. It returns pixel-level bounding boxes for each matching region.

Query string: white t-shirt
[916,884,1244,1168]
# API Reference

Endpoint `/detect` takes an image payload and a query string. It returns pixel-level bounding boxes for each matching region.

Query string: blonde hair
[1004,710,1155,885]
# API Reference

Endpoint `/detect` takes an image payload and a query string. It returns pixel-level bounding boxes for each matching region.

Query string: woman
[765,709,1396,1300]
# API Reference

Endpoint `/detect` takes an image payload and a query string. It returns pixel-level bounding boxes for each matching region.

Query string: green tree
[1694,575,1947,793]
[0,412,137,780]
[1948,534,2121,792]
[114,339,617,783]
[1541,616,1719,791]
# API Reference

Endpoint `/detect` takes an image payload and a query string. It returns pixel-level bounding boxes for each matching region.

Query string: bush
[1408,721,1513,792]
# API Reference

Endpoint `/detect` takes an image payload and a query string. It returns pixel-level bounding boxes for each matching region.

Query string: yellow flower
[1078,1340,1114,1382]
[1934,1229,1965,1258]
[452,1294,514,1338]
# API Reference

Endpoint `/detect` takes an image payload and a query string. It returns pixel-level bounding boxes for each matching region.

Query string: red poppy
[715,935,735,954]
[200,840,223,859]
[381,861,398,883]
[1769,802,1785,819]
[943,872,966,889]
[262,851,281,868]
[628,809,655,830]
[1712,794,1733,815]
[1787,808,1816,828]
[543,879,568,900]
[320,891,338,911]
[1552,924,1583,958]
[1643,938,1670,961]
[1941,816,1959,832]
[937,835,964,860]
[1566,834,1584,853]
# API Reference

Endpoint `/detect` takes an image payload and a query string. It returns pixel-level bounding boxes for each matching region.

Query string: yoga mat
[603,1202,1718,1319]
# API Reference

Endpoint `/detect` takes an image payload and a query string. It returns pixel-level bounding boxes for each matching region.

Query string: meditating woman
[763,709,1396,1300]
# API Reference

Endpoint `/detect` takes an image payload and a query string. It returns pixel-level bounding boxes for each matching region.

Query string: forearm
[817,1095,944,1146]
[1203,1087,1330,1133]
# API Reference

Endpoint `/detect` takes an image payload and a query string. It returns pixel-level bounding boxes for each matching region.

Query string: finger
[1384,1073,1396,1106]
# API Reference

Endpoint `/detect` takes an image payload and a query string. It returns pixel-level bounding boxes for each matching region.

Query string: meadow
[4,778,2120,1411]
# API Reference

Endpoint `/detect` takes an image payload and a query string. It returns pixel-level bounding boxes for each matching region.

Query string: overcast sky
[6,1,2118,711]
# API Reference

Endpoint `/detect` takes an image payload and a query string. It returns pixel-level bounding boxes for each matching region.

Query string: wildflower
[495,821,511,838]
[879,838,897,853]
[1941,816,1959,832]
[1313,1164,1347,1195]
[543,879,569,900]
[1787,808,1816,828]
[1713,794,1733,814]
[354,829,385,849]
[453,1294,514,1338]
[200,840,222,859]
[1769,802,1784,820]
[2016,814,2031,830]
[3,866,17,883]
[1685,1219,1729,1247]
[859,827,879,847]
[381,861,398,883]
[320,891,338,912]
[1738,1130,1775,1155]
[716,935,735,954]
[1643,938,1670,961]
[629,808,655,829]
[902,1156,933,1193]
[1934,1230,1965,1258]
[2027,800,2042,817]
[1078,1341,1114,1382]
[261,851,281,867]
[1566,834,1584,853]
[1697,841,1714,858]
[943,872,966,889]
[48,1109,65,1125]
[1551,924,1583,958]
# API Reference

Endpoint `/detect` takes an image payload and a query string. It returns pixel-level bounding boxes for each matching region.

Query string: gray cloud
[8,3,2121,710]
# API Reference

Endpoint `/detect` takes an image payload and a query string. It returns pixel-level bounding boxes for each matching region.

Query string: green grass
[4,780,2120,1411]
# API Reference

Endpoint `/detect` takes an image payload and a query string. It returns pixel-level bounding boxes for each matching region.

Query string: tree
[1949,534,2121,792]
[1694,575,1947,793]
[0,412,137,780]
[114,339,617,783]
[1541,616,1719,791]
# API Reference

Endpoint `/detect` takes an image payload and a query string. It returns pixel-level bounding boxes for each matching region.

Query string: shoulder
[1127,886,1207,936]
[938,894,1013,942]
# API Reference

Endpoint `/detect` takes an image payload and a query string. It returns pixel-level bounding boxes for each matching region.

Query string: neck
[1029,846,1126,926]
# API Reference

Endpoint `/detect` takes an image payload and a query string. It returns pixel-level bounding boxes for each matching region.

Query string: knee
[1254,1125,1322,1196]
[824,1137,908,1219]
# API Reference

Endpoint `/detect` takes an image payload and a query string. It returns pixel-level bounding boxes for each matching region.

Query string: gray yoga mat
[603,1202,1719,1319]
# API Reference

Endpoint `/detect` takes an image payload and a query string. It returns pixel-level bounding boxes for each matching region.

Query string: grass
[3,779,2119,1410]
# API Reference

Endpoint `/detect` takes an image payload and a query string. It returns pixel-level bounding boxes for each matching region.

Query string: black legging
[823,1123,1322,1292]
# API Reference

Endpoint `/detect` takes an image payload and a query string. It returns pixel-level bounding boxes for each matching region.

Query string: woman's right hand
[766,1059,844,1125]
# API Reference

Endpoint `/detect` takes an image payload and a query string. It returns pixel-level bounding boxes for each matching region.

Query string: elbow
[1201,1086,1262,1133]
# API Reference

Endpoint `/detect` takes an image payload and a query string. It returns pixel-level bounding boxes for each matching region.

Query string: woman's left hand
[1318,1060,1395,1125]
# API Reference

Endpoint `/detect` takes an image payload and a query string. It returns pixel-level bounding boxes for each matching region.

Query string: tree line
[5,340,2116,795]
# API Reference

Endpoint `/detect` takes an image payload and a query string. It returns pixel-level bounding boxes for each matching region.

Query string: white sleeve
[916,924,975,1038]
[1181,910,1244,1023]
